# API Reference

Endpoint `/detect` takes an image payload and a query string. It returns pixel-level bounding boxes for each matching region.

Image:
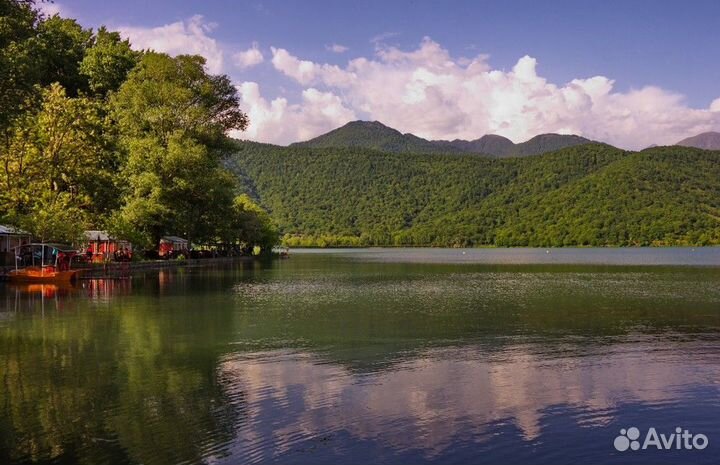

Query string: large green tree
[0,0,41,150]
[0,83,114,242]
[111,52,249,247]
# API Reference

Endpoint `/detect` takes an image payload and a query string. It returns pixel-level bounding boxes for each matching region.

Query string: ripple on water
[215,338,720,464]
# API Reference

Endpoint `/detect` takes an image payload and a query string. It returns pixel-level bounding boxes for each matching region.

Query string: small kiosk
[84,230,133,262]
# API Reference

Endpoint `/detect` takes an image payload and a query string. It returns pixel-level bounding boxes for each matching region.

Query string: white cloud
[232,82,356,144]
[711,98,720,112]
[118,15,224,74]
[233,42,264,69]
[370,31,400,44]
[248,37,720,149]
[271,47,355,87]
[326,43,349,53]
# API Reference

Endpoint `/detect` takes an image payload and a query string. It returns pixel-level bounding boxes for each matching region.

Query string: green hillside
[227,142,720,247]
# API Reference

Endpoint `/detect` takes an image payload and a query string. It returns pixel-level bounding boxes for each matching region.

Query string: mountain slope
[434,134,515,156]
[292,120,595,157]
[228,142,720,247]
[512,133,592,157]
[291,120,467,155]
[676,132,720,150]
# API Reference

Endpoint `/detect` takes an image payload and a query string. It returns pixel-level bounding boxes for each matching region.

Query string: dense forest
[229,141,720,247]
[0,0,277,250]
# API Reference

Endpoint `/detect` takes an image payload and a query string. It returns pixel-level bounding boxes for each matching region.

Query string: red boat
[8,243,81,284]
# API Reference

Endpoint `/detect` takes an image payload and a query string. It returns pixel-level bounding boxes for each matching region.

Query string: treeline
[0,0,277,250]
[229,141,720,247]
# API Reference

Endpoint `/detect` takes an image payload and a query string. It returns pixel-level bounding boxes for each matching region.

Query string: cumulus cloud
[271,47,355,87]
[232,82,356,144]
[326,43,349,53]
[244,37,720,149]
[118,15,224,73]
[711,98,720,112]
[233,42,264,69]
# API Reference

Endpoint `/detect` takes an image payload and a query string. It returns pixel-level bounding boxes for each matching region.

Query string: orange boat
[9,243,81,284]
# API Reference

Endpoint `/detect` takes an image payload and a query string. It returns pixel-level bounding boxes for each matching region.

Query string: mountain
[228,141,720,247]
[290,120,467,155]
[512,133,593,157]
[433,134,515,157]
[676,132,720,150]
[292,120,595,157]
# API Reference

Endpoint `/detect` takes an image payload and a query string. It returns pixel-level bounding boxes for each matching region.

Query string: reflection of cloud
[219,341,720,462]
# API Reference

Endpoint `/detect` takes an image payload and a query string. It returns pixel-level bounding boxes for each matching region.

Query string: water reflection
[0,253,719,464]
[219,338,720,464]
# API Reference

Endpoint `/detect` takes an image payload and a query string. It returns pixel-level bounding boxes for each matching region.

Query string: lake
[1,247,719,464]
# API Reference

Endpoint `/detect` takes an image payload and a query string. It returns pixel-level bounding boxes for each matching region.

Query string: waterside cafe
[0,225,32,266]
[84,230,133,262]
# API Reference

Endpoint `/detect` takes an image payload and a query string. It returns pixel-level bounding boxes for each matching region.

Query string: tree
[230,194,279,250]
[35,15,93,96]
[0,0,41,135]
[80,26,139,97]
[0,83,113,242]
[111,53,249,248]
[112,53,248,148]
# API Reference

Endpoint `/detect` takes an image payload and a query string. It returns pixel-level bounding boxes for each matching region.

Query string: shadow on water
[0,251,719,464]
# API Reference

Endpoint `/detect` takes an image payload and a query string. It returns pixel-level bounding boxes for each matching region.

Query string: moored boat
[8,244,81,284]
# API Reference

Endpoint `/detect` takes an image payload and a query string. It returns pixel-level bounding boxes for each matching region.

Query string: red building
[84,230,132,262]
[159,236,189,258]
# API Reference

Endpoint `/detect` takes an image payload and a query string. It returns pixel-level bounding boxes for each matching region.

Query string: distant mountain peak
[676,131,720,150]
[292,120,597,157]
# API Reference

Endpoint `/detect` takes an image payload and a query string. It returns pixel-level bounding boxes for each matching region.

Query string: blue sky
[46,0,720,148]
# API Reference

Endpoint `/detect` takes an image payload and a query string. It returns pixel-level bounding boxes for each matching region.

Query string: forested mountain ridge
[228,141,720,247]
[290,121,468,154]
[290,120,595,157]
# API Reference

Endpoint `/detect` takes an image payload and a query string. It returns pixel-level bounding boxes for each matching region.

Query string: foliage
[35,15,93,95]
[229,141,720,247]
[1,83,110,240]
[231,194,279,250]
[0,1,274,251]
[0,0,42,135]
[111,52,250,247]
[80,26,139,97]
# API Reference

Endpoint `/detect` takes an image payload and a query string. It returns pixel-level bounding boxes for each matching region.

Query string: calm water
[1,248,720,464]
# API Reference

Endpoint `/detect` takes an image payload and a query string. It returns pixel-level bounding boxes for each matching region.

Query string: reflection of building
[159,236,189,257]
[0,225,31,266]
[83,278,132,300]
[84,230,132,262]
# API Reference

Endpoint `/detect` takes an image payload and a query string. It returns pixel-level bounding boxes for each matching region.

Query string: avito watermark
[614,427,708,452]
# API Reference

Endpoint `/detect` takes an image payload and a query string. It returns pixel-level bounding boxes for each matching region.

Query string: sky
[40,0,720,149]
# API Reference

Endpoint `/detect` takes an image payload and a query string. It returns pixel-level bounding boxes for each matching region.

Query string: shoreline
[0,256,255,281]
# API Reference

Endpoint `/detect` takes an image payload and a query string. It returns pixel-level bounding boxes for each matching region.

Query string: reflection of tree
[0,294,240,465]
[109,309,239,465]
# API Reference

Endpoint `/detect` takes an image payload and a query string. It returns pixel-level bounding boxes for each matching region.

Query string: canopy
[0,225,30,236]
[15,243,77,253]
